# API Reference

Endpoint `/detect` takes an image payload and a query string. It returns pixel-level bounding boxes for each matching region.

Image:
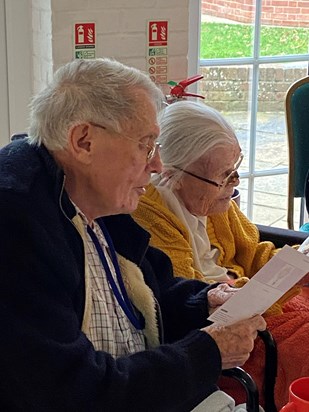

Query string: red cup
[280,377,309,411]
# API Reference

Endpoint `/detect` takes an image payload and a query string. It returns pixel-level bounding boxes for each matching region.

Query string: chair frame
[222,330,277,412]
[285,75,309,229]
[222,367,260,412]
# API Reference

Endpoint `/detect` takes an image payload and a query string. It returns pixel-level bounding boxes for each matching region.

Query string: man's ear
[68,123,93,164]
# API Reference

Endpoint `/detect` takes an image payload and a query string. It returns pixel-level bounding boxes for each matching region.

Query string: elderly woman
[133,100,309,409]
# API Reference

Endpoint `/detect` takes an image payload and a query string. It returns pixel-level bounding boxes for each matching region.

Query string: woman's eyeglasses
[173,153,244,188]
[88,121,161,161]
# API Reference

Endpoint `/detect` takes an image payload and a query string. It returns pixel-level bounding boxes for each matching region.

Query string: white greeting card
[208,244,309,326]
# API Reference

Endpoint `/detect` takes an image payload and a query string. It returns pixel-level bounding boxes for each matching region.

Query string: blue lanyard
[87,220,145,330]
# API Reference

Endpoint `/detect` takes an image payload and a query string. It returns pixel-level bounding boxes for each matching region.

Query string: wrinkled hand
[201,315,266,370]
[208,283,238,309]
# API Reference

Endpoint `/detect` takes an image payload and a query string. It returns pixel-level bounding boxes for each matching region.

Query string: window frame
[189,0,309,223]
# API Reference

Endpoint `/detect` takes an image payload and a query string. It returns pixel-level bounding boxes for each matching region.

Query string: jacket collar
[0,139,42,192]
[0,139,76,219]
[35,140,77,220]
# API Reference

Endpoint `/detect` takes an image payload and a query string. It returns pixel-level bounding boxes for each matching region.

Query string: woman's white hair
[28,58,164,150]
[153,100,238,186]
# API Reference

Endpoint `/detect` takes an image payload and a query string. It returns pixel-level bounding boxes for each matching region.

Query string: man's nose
[147,150,162,174]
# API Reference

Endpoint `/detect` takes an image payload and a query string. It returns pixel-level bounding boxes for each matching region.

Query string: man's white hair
[28,58,164,151]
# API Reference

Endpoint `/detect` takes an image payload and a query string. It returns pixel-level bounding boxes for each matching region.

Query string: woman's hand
[208,283,238,310]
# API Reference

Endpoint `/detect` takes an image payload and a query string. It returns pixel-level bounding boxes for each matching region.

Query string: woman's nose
[233,175,240,187]
[228,171,240,187]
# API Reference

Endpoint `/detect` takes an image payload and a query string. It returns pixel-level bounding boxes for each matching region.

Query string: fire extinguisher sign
[74,22,96,59]
[148,21,168,46]
[147,20,169,85]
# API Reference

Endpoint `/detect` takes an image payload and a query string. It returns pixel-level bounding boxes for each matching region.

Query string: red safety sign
[74,22,96,59]
[147,20,169,84]
[148,21,168,46]
[75,23,95,45]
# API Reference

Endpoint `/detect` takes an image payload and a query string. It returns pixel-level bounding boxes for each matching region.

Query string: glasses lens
[234,153,244,169]
[226,171,239,185]
[222,154,243,186]
[147,142,161,160]
[147,147,155,160]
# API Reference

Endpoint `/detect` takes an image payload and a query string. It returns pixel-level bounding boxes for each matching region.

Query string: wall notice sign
[147,20,168,84]
[74,23,96,59]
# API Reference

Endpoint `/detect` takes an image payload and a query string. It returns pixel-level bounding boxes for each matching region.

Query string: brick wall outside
[199,66,307,111]
[201,0,309,27]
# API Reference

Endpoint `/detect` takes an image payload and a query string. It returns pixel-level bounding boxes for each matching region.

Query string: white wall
[0,0,32,144]
[1,0,191,146]
[49,0,189,82]
[32,0,53,94]
[0,0,9,146]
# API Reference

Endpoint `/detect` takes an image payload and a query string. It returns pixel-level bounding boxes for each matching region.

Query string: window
[189,0,309,228]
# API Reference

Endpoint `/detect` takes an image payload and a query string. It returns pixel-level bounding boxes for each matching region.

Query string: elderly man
[0,58,265,411]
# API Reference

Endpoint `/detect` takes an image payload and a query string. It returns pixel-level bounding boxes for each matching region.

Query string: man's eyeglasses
[88,121,161,161]
[173,153,244,188]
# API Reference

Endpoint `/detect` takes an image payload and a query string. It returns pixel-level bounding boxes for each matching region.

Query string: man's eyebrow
[139,133,158,142]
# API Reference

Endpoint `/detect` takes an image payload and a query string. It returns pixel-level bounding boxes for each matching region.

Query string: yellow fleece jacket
[132,184,300,316]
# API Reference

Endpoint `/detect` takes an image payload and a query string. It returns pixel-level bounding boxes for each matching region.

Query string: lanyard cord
[87,221,145,330]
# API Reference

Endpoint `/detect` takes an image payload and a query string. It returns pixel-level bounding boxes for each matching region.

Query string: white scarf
[156,185,229,282]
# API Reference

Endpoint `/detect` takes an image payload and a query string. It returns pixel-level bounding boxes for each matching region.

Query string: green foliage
[200,22,309,59]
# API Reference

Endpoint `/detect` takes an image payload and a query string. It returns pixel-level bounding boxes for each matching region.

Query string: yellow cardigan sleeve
[132,185,205,281]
